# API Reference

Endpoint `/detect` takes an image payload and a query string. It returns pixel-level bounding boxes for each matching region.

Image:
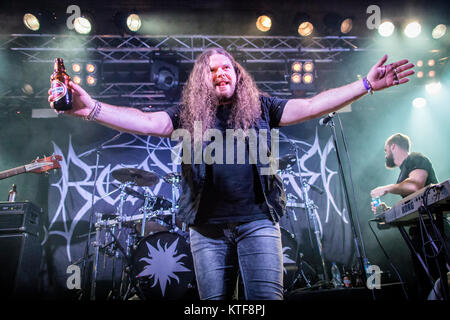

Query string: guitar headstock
[27,155,63,174]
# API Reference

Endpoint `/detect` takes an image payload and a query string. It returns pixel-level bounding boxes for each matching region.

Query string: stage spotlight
[86,75,97,86]
[425,82,442,95]
[298,21,314,37]
[323,13,353,34]
[294,13,314,37]
[114,11,142,34]
[21,83,34,96]
[417,60,423,67]
[302,73,313,84]
[291,73,301,84]
[127,13,141,32]
[151,59,179,93]
[428,70,435,78]
[74,16,92,34]
[73,75,82,85]
[417,71,424,78]
[303,61,314,73]
[291,62,302,73]
[23,13,40,31]
[289,59,316,92]
[404,21,421,38]
[378,21,395,37]
[72,63,81,73]
[432,24,447,39]
[340,18,353,34]
[427,59,435,67]
[256,15,272,32]
[412,97,427,108]
[86,63,96,73]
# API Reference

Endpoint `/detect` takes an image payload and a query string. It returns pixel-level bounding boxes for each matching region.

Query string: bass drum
[281,227,299,291]
[131,231,197,300]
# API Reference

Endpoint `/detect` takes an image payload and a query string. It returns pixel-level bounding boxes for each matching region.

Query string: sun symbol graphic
[282,246,296,274]
[137,237,191,296]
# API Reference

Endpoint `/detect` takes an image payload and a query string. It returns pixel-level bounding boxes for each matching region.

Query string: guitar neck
[0,165,27,180]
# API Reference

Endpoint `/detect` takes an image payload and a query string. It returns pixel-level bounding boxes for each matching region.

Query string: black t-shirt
[165,95,288,224]
[397,152,438,197]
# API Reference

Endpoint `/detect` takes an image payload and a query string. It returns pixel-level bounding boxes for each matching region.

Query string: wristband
[85,101,102,121]
[362,77,374,95]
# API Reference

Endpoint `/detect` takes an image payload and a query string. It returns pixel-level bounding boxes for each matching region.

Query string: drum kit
[87,151,323,300]
[90,167,195,300]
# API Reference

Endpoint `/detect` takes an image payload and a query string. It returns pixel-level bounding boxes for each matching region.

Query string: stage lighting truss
[0,34,373,108]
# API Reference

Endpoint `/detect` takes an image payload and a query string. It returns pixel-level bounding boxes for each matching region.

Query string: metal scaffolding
[0,34,375,111]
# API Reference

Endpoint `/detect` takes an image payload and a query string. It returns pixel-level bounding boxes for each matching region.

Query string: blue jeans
[189,219,284,300]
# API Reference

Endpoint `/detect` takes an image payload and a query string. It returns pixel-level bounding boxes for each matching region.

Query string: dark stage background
[0,0,449,300]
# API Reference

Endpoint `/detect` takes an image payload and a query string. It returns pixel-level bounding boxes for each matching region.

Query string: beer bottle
[50,58,72,111]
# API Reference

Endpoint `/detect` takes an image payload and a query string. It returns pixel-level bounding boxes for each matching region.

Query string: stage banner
[45,119,356,297]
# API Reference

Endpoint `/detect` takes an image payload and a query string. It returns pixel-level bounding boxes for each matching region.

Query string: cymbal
[278,154,297,171]
[112,168,159,187]
[163,172,181,184]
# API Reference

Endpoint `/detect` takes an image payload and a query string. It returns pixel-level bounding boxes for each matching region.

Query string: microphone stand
[279,132,330,284]
[321,114,369,285]
[78,132,122,300]
[293,143,330,283]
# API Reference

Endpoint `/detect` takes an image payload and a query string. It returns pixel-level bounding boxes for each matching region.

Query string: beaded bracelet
[362,77,374,95]
[85,101,102,121]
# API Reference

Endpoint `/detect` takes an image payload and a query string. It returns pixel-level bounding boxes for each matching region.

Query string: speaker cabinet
[0,233,42,298]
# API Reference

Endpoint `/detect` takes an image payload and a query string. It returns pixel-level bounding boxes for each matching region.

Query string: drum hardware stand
[80,181,124,300]
[286,193,299,222]
[92,211,139,300]
[139,190,152,237]
[117,181,135,229]
[91,212,119,300]
[322,114,370,285]
[165,172,182,232]
[75,133,122,301]
[90,182,133,300]
[91,211,103,301]
[285,252,313,292]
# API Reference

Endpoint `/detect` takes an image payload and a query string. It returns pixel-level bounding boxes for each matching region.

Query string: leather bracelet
[85,101,102,121]
[84,102,97,121]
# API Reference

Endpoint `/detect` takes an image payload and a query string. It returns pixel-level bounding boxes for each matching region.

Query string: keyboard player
[370,133,447,300]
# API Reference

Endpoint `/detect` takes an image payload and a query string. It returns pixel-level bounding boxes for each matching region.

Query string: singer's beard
[385,153,396,168]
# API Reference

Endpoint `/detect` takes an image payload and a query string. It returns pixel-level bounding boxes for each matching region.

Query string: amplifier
[0,201,43,237]
[0,232,42,298]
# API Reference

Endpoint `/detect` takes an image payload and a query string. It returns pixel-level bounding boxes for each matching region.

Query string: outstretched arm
[48,81,174,138]
[279,54,415,126]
